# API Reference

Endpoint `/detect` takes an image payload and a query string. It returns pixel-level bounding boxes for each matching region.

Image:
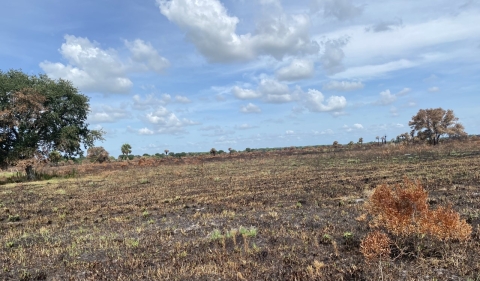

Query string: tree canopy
[0,69,104,178]
[409,108,466,145]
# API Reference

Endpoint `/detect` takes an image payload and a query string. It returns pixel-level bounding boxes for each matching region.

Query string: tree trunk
[25,165,35,181]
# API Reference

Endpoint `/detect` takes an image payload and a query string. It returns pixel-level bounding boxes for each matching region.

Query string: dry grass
[1,141,480,280]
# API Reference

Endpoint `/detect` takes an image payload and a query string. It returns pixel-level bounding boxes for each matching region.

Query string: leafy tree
[121,143,132,159]
[142,153,150,157]
[0,69,104,179]
[409,108,466,145]
[87,147,109,163]
[48,151,62,166]
[358,137,363,145]
[168,152,174,157]
[376,136,380,145]
[332,140,339,148]
[245,148,251,152]
[210,148,217,156]
[164,149,169,155]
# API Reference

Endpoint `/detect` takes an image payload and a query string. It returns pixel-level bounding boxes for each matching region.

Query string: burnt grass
[1,143,480,280]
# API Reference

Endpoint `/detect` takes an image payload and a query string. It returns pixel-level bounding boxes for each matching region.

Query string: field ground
[1,143,480,280]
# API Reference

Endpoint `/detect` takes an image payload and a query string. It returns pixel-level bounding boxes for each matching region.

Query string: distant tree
[210,148,217,156]
[333,141,339,148]
[358,137,363,145]
[154,153,163,158]
[168,152,174,157]
[409,108,466,145]
[218,149,225,154]
[87,147,109,163]
[348,141,354,147]
[142,153,150,157]
[376,136,380,145]
[121,143,132,159]
[164,149,169,155]
[0,70,104,179]
[48,151,62,166]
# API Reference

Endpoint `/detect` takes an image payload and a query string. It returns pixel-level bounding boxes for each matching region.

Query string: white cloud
[311,0,363,21]
[390,106,399,116]
[157,0,319,62]
[132,94,171,110]
[144,106,197,134]
[366,18,403,33]
[322,80,364,91]
[40,35,169,94]
[396,88,411,96]
[235,123,256,130]
[259,79,299,103]
[139,127,155,135]
[428,86,440,92]
[88,105,130,123]
[240,103,261,113]
[320,37,349,75]
[353,123,363,129]
[375,89,397,105]
[285,130,294,135]
[175,95,191,103]
[275,59,314,81]
[232,86,262,99]
[304,89,347,113]
[423,74,438,83]
[125,39,170,73]
[332,59,417,80]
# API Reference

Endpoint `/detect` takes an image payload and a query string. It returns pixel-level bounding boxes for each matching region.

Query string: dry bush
[360,230,391,263]
[366,178,471,242]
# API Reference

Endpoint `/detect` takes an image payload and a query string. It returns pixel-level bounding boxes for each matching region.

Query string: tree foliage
[121,143,132,157]
[409,108,466,145]
[0,69,104,177]
[87,147,109,163]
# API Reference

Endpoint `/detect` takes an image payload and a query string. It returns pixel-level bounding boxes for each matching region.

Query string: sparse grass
[0,140,479,280]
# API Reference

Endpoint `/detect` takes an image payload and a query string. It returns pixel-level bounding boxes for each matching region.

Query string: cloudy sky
[1,0,479,156]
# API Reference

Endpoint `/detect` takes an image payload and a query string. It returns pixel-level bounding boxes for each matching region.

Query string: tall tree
[409,108,466,145]
[0,69,104,179]
[121,143,132,159]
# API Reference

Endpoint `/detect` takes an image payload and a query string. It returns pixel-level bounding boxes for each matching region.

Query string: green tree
[48,151,62,166]
[358,137,363,145]
[0,69,104,179]
[210,148,217,156]
[121,143,132,159]
[409,108,466,145]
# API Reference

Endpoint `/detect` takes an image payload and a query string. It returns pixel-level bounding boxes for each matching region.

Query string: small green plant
[296,202,302,208]
[5,241,15,248]
[239,226,257,237]
[321,234,333,244]
[8,214,20,222]
[343,232,353,239]
[209,229,223,241]
[127,238,140,248]
[142,210,150,218]
[139,178,149,184]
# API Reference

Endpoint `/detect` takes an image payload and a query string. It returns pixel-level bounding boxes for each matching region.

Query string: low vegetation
[1,139,479,280]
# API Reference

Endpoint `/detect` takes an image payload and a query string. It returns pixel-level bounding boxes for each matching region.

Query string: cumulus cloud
[143,106,197,134]
[139,127,155,135]
[275,59,314,81]
[132,94,171,110]
[88,105,131,124]
[157,0,319,62]
[428,86,440,92]
[235,123,256,130]
[125,39,170,73]
[322,80,364,91]
[396,88,411,96]
[366,18,403,32]
[375,89,397,105]
[353,123,363,129]
[240,103,261,113]
[311,0,363,21]
[303,89,347,113]
[259,79,299,103]
[175,95,191,103]
[285,130,294,135]
[321,37,349,75]
[232,86,262,99]
[40,35,169,94]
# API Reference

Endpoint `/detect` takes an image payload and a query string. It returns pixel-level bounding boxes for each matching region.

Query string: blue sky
[1,0,479,156]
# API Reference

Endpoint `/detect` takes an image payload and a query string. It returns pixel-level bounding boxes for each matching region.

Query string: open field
[1,142,480,280]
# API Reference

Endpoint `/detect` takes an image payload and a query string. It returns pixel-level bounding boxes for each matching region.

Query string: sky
[1,0,479,157]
